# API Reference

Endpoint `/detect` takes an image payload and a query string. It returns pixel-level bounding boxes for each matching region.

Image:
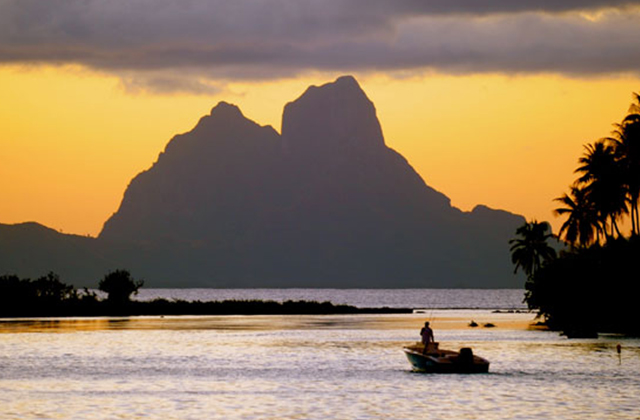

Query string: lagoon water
[134,288,528,309]
[1,290,639,419]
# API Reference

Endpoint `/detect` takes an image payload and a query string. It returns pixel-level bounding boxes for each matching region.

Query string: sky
[1,0,640,237]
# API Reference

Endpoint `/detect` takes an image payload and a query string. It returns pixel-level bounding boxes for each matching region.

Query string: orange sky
[1,64,638,236]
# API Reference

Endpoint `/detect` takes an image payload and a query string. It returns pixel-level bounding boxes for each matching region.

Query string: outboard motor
[458,347,474,364]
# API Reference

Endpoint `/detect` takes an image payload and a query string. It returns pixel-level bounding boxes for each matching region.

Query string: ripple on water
[1,315,639,419]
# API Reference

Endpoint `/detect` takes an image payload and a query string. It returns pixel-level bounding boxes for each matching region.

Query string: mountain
[0,76,525,288]
[0,222,110,282]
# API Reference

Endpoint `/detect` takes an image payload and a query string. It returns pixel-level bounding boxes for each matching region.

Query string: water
[1,290,639,419]
[134,288,527,309]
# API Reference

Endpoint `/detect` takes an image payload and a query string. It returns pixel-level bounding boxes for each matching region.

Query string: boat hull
[403,345,490,374]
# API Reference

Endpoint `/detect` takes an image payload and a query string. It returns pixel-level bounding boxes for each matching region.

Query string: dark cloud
[1,0,639,93]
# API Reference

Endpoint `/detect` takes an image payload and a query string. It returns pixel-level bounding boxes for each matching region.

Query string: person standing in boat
[420,321,434,352]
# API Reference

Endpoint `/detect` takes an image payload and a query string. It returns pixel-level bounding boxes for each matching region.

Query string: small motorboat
[403,342,490,373]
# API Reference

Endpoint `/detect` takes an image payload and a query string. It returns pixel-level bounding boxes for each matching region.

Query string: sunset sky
[1,0,640,237]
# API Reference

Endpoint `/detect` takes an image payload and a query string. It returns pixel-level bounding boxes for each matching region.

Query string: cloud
[119,72,223,95]
[1,0,639,91]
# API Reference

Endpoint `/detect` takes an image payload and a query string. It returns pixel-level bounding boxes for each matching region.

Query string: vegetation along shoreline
[511,92,640,338]
[0,270,410,318]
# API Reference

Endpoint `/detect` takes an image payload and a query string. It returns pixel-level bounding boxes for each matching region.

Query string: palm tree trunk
[612,217,622,238]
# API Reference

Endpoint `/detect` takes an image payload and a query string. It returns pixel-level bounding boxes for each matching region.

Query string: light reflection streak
[0,311,537,334]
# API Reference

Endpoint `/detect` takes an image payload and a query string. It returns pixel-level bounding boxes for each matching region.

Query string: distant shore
[0,298,413,319]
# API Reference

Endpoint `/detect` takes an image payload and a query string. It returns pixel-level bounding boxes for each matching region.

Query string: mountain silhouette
[0,222,110,280]
[1,76,525,288]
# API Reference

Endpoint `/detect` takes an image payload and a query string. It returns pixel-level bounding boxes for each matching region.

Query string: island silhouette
[0,76,524,288]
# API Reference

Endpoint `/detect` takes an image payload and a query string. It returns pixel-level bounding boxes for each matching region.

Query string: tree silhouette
[99,269,144,304]
[509,221,557,280]
[608,92,640,235]
[575,140,627,240]
[527,92,640,336]
[33,272,76,303]
[554,186,600,247]
[0,272,80,316]
[0,274,35,308]
[556,94,640,242]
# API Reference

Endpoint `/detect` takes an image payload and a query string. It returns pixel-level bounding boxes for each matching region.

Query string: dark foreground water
[1,290,638,419]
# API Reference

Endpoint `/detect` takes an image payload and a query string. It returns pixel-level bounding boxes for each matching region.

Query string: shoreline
[0,299,412,319]
[0,310,540,333]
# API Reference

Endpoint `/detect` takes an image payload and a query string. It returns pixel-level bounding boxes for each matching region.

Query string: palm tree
[575,140,627,240]
[509,221,557,279]
[554,186,600,247]
[609,92,640,235]
[627,92,640,117]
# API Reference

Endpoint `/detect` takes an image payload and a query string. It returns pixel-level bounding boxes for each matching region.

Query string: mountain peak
[296,75,368,106]
[334,75,362,89]
[84,76,526,288]
[281,75,385,155]
[183,101,257,138]
[209,101,244,119]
